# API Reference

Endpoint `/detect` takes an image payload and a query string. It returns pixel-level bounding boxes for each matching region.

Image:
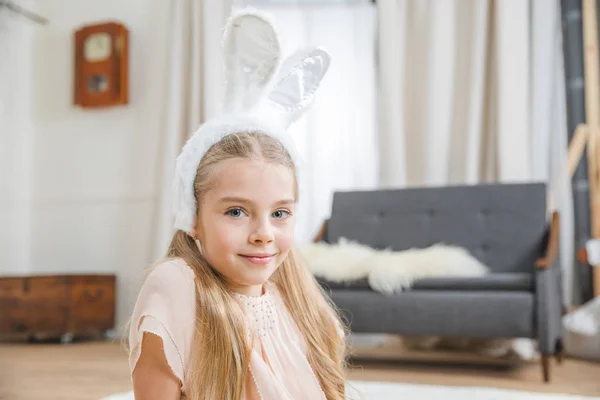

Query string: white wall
[1,0,171,334]
[0,1,36,277]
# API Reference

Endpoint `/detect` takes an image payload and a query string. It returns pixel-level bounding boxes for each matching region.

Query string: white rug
[101,381,600,400]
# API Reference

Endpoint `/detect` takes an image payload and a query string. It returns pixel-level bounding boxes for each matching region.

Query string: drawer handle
[83,288,104,302]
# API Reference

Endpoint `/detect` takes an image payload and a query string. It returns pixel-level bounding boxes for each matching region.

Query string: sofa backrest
[325,183,548,274]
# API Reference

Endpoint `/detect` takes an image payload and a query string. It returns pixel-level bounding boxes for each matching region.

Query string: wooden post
[582,0,600,296]
[567,124,589,178]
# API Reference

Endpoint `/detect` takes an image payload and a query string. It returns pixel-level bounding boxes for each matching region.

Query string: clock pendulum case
[73,21,129,108]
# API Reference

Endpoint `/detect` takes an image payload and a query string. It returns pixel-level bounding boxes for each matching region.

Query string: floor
[1,337,599,400]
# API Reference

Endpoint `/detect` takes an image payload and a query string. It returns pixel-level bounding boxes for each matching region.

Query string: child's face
[195,157,296,297]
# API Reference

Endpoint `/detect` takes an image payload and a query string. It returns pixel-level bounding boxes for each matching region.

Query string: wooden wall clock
[74,21,129,108]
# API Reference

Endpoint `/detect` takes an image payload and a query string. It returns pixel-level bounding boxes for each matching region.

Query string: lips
[239,253,276,265]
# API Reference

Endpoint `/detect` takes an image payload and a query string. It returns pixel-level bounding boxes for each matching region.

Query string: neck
[230,282,265,297]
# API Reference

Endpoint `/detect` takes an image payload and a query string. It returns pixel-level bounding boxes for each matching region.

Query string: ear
[264,47,331,128]
[222,9,282,113]
[189,217,197,240]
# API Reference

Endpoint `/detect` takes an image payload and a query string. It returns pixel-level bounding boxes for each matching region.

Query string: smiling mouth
[239,254,276,265]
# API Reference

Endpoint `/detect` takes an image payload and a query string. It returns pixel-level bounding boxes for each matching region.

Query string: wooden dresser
[0,274,116,342]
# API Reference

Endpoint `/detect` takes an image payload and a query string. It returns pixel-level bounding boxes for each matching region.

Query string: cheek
[275,223,295,252]
[210,221,244,251]
[200,215,244,257]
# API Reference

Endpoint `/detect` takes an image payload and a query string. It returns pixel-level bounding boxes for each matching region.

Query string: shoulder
[144,257,196,287]
[134,258,196,312]
[133,257,197,326]
[136,257,196,312]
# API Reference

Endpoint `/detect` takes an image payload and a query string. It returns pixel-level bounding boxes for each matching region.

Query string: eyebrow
[218,196,295,206]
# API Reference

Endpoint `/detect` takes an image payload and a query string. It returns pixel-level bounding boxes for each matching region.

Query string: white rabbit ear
[222,9,282,112]
[264,47,331,127]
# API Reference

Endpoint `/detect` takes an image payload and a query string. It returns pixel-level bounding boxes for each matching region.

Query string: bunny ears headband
[172,8,331,234]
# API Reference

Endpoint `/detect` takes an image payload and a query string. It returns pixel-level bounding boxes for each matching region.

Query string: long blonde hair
[166,132,348,399]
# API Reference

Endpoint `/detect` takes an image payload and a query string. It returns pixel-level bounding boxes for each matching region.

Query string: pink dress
[128,258,328,399]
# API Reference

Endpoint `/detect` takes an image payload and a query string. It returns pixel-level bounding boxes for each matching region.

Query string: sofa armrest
[577,245,588,264]
[535,211,559,270]
[534,211,563,354]
[313,219,329,243]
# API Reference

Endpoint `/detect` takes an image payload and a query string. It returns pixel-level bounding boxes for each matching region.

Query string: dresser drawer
[0,277,69,335]
[22,276,70,302]
[68,276,116,332]
[0,278,24,299]
[0,276,69,300]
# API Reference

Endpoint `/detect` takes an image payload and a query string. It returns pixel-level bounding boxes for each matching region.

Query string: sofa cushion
[326,289,535,338]
[317,273,533,292]
[412,273,534,291]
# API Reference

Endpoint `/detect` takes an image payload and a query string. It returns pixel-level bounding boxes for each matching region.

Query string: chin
[239,263,279,285]
[245,268,276,285]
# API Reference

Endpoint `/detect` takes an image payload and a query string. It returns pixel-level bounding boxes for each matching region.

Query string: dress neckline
[233,281,277,338]
[232,281,273,304]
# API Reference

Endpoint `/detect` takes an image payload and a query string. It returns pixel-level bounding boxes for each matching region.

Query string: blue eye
[227,208,247,218]
[272,210,290,219]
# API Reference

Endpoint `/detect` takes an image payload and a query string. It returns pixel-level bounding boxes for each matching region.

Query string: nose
[249,217,274,245]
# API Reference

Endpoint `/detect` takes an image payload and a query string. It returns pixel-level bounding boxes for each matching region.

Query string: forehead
[205,158,296,203]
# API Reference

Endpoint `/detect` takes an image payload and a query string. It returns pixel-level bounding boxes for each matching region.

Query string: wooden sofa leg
[555,338,565,364]
[542,355,551,383]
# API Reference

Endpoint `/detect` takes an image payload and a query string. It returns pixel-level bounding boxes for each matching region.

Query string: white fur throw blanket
[298,238,489,294]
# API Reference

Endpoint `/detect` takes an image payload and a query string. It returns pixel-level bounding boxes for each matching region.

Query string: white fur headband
[172,8,331,234]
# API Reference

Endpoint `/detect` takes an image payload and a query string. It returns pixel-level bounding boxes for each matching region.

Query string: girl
[127,8,348,400]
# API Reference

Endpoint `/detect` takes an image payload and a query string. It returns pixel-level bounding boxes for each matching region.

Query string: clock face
[84,33,112,62]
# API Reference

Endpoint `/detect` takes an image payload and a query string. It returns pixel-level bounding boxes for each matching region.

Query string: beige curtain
[378,0,530,187]
[377,0,575,304]
[150,0,233,262]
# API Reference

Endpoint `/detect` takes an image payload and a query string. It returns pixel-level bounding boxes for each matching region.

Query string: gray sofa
[314,183,564,382]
